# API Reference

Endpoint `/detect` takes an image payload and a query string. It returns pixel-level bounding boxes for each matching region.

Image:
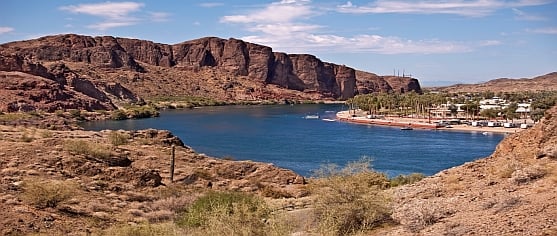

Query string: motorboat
[304,115,320,119]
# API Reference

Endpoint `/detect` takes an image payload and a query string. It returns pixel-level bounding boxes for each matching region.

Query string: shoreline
[336,110,523,134]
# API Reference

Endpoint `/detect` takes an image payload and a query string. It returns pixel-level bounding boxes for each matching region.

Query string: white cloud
[60,2,170,30]
[221,0,316,24]
[221,1,501,55]
[150,12,171,22]
[199,2,225,8]
[527,27,557,34]
[88,21,137,31]
[512,8,546,21]
[242,33,479,54]
[337,0,552,17]
[60,2,144,19]
[0,27,14,34]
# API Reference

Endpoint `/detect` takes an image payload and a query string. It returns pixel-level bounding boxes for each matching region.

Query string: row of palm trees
[346,91,557,121]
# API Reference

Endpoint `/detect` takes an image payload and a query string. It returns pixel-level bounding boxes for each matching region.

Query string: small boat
[304,115,320,119]
[400,126,413,130]
[482,132,489,135]
[322,118,336,122]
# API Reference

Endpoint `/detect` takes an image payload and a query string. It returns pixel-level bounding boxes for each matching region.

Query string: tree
[530,108,545,123]
[480,108,499,119]
[503,102,519,121]
[448,105,458,118]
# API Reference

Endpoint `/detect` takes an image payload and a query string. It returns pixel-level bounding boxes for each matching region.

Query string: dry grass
[309,158,392,236]
[63,139,112,159]
[393,199,455,233]
[21,178,79,209]
[108,131,130,146]
[102,222,184,236]
[177,191,291,236]
[444,174,464,191]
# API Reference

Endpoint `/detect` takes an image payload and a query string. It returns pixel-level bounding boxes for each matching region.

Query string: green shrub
[177,191,288,235]
[22,179,78,208]
[40,130,54,138]
[109,131,130,146]
[102,222,183,236]
[111,109,128,120]
[124,105,160,119]
[64,140,111,159]
[310,157,392,236]
[68,109,86,121]
[389,173,426,187]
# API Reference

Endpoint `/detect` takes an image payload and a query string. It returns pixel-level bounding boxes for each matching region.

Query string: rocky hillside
[377,106,557,235]
[0,34,421,112]
[0,126,306,235]
[430,72,557,93]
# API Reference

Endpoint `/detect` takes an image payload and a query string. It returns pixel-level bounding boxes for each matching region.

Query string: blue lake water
[81,104,505,177]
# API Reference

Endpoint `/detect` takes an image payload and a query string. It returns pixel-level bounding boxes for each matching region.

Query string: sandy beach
[336,110,524,134]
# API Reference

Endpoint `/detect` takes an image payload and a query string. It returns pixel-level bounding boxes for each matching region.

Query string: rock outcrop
[0,34,422,111]
[383,106,557,235]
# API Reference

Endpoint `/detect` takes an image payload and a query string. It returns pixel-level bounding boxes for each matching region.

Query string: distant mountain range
[0,34,421,112]
[428,72,557,93]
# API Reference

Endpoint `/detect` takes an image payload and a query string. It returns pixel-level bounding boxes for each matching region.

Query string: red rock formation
[0,71,113,112]
[0,34,422,111]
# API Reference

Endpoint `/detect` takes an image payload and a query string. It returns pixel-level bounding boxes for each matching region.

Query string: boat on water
[304,115,320,119]
[400,126,413,130]
[322,118,336,122]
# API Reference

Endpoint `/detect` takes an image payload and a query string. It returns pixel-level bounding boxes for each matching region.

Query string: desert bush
[64,139,111,159]
[111,109,128,120]
[496,160,521,178]
[125,105,160,119]
[102,222,183,236]
[393,199,454,233]
[0,112,33,122]
[389,173,426,187]
[177,191,289,235]
[109,131,130,146]
[20,132,34,142]
[22,178,78,209]
[68,109,86,121]
[309,157,392,236]
[40,130,53,138]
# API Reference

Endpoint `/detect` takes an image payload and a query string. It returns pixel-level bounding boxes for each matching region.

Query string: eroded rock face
[0,34,422,110]
[355,70,422,94]
[0,71,113,112]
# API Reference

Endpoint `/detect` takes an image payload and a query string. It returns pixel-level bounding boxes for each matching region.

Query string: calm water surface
[81,104,505,177]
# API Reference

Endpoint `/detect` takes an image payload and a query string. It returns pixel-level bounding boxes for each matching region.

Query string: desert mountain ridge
[428,72,557,93]
[0,34,421,112]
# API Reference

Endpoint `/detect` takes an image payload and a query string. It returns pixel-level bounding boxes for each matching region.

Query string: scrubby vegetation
[111,105,160,120]
[389,173,426,187]
[21,178,79,209]
[177,191,290,235]
[63,139,111,159]
[148,96,226,109]
[108,131,130,146]
[309,158,394,235]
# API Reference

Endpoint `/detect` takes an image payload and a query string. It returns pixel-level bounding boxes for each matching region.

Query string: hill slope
[381,106,557,235]
[430,72,557,93]
[0,34,421,112]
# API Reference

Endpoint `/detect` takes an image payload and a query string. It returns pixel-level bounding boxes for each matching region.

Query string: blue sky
[1,0,556,86]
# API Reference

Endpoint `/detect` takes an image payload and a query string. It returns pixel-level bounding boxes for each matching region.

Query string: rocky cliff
[0,34,422,112]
